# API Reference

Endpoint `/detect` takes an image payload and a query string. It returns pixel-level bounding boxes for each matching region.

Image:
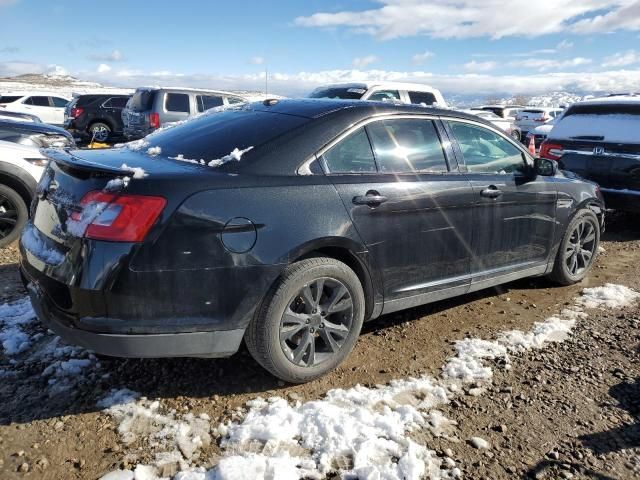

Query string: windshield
[308,87,365,100]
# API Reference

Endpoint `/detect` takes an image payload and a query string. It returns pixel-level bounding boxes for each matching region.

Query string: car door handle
[353,193,388,206]
[480,186,503,199]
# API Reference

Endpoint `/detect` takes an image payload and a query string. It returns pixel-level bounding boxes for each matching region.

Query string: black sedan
[20,100,604,383]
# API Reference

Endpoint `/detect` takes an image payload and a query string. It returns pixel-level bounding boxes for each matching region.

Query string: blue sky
[1,0,640,96]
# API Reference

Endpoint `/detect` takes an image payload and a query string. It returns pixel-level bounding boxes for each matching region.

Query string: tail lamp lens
[70,107,84,118]
[72,191,166,242]
[149,112,160,129]
[539,142,564,161]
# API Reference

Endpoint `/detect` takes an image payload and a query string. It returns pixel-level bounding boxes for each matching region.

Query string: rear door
[50,97,69,125]
[22,96,54,123]
[323,116,475,310]
[444,119,557,283]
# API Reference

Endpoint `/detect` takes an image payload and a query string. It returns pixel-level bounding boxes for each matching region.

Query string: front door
[444,120,557,282]
[322,118,475,309]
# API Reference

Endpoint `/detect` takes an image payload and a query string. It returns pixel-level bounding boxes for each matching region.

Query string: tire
[549,209,600,286]
[511,130,521,142]
[245,257,365,383]
[88,122,112,143]
[0,184,28,248]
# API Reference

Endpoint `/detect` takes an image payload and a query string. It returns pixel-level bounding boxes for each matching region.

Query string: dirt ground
[1,212,639,479]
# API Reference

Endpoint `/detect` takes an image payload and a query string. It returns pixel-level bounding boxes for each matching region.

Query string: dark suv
[540,96,640,212]
[21,100,604,383]
[64,94,131,143]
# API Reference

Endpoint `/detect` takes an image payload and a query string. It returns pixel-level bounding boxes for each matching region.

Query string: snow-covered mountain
[0,73,132,97]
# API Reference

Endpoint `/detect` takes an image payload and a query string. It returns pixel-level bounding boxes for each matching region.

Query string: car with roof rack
[21,99,603,383]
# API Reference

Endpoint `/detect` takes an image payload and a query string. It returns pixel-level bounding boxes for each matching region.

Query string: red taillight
[70,107,84,118]
[539,141,564,161]
[149,112,160,129]
[71,191,166,242]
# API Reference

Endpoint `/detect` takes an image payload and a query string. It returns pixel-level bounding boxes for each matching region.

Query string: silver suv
[122,87,247,139]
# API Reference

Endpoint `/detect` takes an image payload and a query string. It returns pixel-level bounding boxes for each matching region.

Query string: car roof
[571,95,640,106]
[313,81,441,92]
[479,105,525,108]
[251,98,481,122]
[134,86,245,97]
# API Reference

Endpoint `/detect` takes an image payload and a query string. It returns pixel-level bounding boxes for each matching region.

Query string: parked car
[525,118,557,151]
[0,119,75,149]
[0,140,48,247]
[64,94,131,143]
[475,105,525,121]
[540,96,640,212]
[0,92,70,125]
[463,109,521,141]
[0,110,41,123]
[122,87,248,140]
[515,107,564,138]
[308,81,447,107]
[21,99,604,383]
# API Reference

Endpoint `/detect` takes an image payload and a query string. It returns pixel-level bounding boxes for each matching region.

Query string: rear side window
[447,121,525,175]
[196,95,224,112]
[25,96,50,107]
[165,93,190,113]
[322,128,376,174]
[367,119,448,173]
[129,90,156,111]
[51,97,68,107]
[522,109,544,114]
[367,90,401,102]
[0,96,22,104]
[105,97,129,108]
[408,91,437,106]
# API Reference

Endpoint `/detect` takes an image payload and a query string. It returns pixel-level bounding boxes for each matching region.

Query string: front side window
[25,96,50,107]
[322,127,376,174]
[196,95,224,112]
[366,119,448,173]
[367,90,401,102]
[408,91,437,106]
[0,96,22,104]
[165,93,190,113]
[447,121,526,175]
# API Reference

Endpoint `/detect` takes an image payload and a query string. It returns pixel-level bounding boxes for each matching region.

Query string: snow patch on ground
[0,297,100,393]
[95,283,640,479]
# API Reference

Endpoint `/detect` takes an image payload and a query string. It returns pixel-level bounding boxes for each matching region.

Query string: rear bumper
[24,280,245,358]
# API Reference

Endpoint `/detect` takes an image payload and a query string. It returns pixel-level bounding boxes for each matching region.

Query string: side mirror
[534,157,558,177]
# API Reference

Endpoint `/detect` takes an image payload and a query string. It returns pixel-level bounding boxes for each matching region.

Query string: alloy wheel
[280,277,354,367]
[564,219,597,276]
[91,124,110,142]
[0,192,18,241]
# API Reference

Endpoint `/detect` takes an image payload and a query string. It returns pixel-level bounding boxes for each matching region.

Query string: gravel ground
[0,212,639,479]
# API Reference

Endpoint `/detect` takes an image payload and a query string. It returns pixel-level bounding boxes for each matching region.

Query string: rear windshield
[408,91,437,105]
[128,90,157,111]
[308,87,365,100]
[0,96,22,104]
[522,109,544,114]
[146,109,310,163]
[551,103,640,144]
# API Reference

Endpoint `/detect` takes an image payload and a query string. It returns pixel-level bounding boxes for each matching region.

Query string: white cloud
[510,57,592,71]
[88,49,123,62]
[97,63,111,73]
[463,60,497,72]
[352,55,379,68]
[250,56,265,65]
[602,49,640,67]
[557,39,574,49]
[411,51,435,65]
[295,1,640,40]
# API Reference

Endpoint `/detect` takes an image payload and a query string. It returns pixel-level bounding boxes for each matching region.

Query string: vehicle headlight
[23,157,49,167]
[38,134,72,148]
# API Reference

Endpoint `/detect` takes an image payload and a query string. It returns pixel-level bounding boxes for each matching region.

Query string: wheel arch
[0,166,36,212]
[287,237,379,321]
